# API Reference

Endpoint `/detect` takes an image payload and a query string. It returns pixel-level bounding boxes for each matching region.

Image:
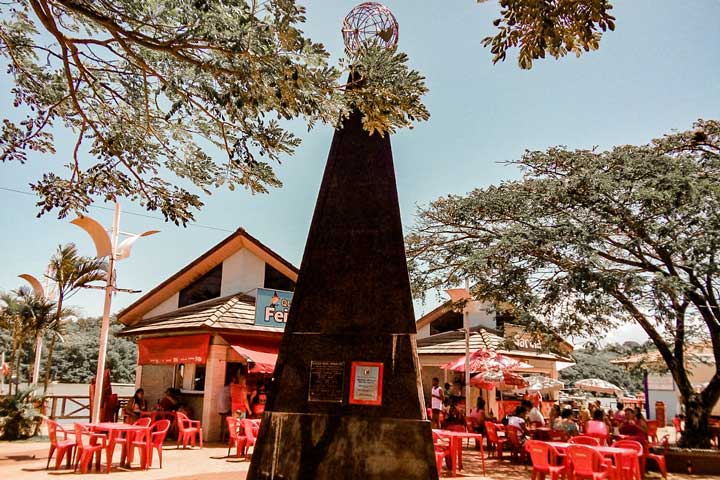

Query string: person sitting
[250,380,268,418]
[634,407,649,432]
[158,388,180,411]
[444,405,465,428]
[613,401,626,424]
[585,408,609,440]
[556,408,580,437]
[470,398,487,433]
[124,388,148,423]
[527,402,545,425]
[549,404,562,429]
[507,406,528,443]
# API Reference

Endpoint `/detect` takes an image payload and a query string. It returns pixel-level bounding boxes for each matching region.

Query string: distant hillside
[560,341,646,394]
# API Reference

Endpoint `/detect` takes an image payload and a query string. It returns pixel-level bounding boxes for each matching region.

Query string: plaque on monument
[349,361,383,406]
[308,360,345,403]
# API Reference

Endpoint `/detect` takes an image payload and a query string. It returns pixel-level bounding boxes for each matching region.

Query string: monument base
[247,412,439,480]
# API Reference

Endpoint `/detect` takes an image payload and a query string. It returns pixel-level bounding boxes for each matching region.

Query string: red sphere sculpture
[342,2,399,52]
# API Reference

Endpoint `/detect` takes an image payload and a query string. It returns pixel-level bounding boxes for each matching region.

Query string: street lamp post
[71,203,157,423]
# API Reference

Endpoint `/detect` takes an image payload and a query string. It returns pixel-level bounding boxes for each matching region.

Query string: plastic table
[433,429,485,477]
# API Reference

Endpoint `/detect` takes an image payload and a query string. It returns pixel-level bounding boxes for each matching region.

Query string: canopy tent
[137,333,211,365]
[574,378,623,395]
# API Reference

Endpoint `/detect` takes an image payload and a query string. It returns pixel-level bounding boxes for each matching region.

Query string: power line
[0,185,234,233]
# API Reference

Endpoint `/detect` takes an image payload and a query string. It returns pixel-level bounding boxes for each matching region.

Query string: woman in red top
[585,408,609,443]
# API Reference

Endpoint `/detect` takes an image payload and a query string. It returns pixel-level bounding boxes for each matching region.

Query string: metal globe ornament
[342,2,399,53]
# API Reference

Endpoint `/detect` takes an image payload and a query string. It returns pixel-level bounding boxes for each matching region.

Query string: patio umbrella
[521,375,564,393]
[470,370,529,391]
[443,350,533,373]
[574,378,623,395]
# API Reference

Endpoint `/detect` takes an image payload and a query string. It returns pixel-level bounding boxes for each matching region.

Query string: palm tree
[42,244,107,393]
[0,288,55,394]
[14,288,56,388]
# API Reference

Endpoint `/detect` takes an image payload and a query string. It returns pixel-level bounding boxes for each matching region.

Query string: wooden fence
[45,395,132,421]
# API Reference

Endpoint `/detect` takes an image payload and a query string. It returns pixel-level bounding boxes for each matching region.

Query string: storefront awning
[137,333,210,365]
[223,335,278,373]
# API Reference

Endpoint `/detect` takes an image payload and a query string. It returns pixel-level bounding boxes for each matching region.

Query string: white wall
[220,249,265,297]
[467,301,496,330]
[144,292,179,319]
[417,324,431,339]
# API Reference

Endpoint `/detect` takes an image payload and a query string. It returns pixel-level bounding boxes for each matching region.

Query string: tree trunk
[678,392,712,448]
[42,335,57,395]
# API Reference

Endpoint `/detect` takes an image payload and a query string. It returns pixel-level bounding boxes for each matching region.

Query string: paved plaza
[0,433,716,480]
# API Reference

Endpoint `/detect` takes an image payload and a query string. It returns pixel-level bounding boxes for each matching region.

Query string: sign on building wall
[255,288,293,329]
[647,374,675,391]
[349,361,384,406]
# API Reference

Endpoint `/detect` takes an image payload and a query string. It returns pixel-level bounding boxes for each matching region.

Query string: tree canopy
[0,0,428,224]
[407,119,720,447]
[478,0,615,69]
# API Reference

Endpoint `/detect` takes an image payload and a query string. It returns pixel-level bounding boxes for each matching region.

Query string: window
[264,263,295,292]
[179,264,223,307]
[193,365,206,391]
[430,311,463,335]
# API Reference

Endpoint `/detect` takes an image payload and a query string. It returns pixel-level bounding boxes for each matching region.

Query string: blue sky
[1,0,718,345]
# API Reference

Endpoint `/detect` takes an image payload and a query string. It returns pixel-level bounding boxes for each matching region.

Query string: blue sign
[254,288,293,329]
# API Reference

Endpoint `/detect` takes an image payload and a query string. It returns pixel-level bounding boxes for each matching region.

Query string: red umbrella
[470,370,528,391]
[442,350,532,373]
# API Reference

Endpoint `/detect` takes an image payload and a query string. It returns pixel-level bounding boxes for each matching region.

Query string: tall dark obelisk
[247,4,438,480]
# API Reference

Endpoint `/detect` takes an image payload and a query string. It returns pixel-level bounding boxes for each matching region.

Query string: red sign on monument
[349,361,383,406]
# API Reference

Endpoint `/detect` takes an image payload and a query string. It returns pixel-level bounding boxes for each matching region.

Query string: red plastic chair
[131,419,170,469]
[432,430,451,476]
[46,419,76,470]
[671,417,682,442]
[566,444,612,480]
[505,425,527,463]
[240,419,260,458]
[550,429,569,442]
[485,422,512,459]
[526,440,566,480]
[176,411,203,449]
[645,435,668,480]
[612,439,643,480]
[226,416,246,458]
[646,420,659,444]
[569,435,601,446]
[73,423,107,473]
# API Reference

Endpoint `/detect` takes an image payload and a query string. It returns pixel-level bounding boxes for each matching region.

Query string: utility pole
[464,277,471,417]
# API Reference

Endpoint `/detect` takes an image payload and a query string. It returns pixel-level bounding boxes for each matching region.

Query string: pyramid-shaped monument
[246,107,438,479]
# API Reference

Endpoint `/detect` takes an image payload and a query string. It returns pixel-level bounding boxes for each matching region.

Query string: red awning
[223,335,278,374]
[137,334,210,365]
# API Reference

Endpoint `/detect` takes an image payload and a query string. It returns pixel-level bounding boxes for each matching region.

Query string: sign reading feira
[255,288,293,329]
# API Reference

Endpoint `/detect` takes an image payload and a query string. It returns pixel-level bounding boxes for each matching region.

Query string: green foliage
[0,0,428,225]
[560,342,645,394]
[478,0,616,69]
[407,119,720,447]
[342,44,430,136]
[49,317,136,384]
[0,387,42,440]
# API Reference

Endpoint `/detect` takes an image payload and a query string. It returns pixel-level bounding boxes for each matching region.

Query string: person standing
[431,377,444,428]
[231,374,252,420]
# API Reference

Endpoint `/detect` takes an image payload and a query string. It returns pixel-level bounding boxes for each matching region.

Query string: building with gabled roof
[117,228,297,441]
[414,297,574,418]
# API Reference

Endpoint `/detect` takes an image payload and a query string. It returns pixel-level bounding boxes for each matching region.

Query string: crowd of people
[497,400,652,446]
[430,376,654,449]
